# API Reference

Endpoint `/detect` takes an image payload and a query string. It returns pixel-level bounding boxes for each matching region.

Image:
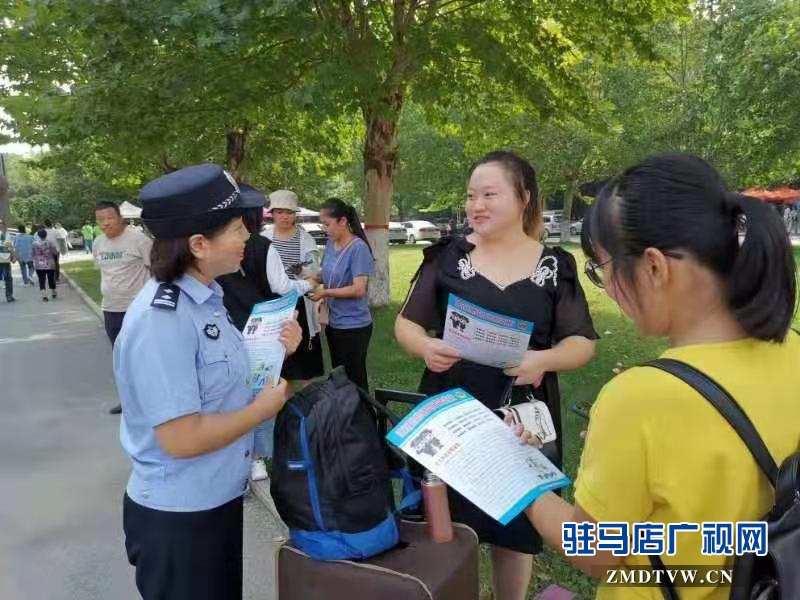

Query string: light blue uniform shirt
[114,275,253,512]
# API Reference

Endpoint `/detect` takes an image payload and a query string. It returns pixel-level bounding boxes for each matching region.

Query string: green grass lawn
[63,259,103,306]
[65,247,800,599]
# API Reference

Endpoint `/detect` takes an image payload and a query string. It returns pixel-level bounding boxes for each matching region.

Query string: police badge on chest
[204,323,221,340]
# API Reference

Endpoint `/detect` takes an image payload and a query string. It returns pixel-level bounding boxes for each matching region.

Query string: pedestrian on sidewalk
[0,220,16,302]
[43,219,61,283]
[13,224,35,286]
[81,221,95,254]
[93,200,153,415]
[54,222,71,255]
[217,185,313,482]
[32,229,58,301]
[115,164,302,600]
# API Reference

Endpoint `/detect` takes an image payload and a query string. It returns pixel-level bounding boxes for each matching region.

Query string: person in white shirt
[43,219,61,282]
[54,222,71,255]
[93,201,153,415]
[262,190,324,384]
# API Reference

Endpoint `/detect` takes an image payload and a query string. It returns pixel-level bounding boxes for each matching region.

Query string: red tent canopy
[742,187,800,204]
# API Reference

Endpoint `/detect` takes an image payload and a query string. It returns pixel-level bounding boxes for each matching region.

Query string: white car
[542,213,562,239]
[402,220,441,244]
[389,222,408,244]
[264,207,328,245]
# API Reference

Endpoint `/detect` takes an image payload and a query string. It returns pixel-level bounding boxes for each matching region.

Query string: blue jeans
[253,418,275,459]
[85,239,93,254]
[0,264,13,300]
[18,261,33,284]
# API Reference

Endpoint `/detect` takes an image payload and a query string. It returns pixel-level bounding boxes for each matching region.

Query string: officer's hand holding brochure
[242,290,298,392]
[442,294,533,369]
[387,389,570,525]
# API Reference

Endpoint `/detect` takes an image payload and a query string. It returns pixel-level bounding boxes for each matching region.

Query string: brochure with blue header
[387,388,570,525]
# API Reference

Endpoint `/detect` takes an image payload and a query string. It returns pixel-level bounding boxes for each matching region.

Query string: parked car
[265,207,328,245]
[542,212,563,239]
[68,230,85,249]
[569,219,583,236]
[389,222,407,244]
[300,222,327,245]
[433,219,452,235]
[402,220,441,244]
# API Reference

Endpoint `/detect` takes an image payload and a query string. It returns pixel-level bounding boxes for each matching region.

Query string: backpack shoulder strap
[645,358,779,486]
[644,358,782,600]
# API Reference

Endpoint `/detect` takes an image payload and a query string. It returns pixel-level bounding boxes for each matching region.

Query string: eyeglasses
[585,259,612,289]
[585,251,685,289]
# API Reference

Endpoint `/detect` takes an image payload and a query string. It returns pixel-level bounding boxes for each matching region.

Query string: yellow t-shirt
[574,335,800,600]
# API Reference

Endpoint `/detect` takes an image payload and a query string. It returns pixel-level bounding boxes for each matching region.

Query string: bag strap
[327,238,356,292]
[644,358,780,600]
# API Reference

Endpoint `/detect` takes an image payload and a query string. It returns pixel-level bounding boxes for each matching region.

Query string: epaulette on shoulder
[150,283,181,311]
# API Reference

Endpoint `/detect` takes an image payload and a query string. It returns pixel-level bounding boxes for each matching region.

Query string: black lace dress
[400,236,598,553]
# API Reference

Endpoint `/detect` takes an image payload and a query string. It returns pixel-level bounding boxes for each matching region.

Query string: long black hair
[321,197,373,256]
[469,150,541,237]
[582,153,797,342]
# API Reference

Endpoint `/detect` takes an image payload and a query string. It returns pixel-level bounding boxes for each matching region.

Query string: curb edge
[61,269,104,322]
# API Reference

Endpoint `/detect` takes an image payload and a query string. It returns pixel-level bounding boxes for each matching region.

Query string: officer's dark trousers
[123,493,243,600]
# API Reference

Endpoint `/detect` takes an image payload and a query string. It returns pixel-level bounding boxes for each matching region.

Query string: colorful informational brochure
[442,294,533,369]
[243,290,298,392]
[387,388,570,525]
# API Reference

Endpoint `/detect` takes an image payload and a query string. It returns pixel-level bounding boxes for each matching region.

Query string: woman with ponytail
[509,154,798,599]
[309,198,374,391]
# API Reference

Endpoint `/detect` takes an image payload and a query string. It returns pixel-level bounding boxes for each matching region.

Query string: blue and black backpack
[271,367,420,561]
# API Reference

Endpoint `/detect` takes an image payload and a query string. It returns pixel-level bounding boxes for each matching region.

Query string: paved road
[0,270,284,600]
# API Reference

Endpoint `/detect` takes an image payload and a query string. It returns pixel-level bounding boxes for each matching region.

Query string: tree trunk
[560,178,578,243]
[226,125,250,181]
[362,95,402,307]
[0,174,9,226]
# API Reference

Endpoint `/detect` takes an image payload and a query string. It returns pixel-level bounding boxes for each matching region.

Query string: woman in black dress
[395,150,598,600]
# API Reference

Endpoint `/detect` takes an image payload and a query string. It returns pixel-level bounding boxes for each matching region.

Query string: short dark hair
[37,229,47,239]
[242,207,263,236]
[582,153,797,342]
[95,201,121,215]
[468,150,541,237]
[150,218,236,283]
[17,224,26,234]
[44,219,53,227]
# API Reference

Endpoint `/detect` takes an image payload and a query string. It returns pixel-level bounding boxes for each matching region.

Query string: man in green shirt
[81,222,95,254]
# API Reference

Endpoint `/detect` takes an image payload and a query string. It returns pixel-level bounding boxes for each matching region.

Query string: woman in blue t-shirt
[309,198,374,390]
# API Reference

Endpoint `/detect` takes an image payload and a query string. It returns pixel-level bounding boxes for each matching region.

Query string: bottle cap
[423,470,443,485]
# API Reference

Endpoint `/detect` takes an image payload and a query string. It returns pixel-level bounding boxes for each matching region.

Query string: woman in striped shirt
[263,190,325,383]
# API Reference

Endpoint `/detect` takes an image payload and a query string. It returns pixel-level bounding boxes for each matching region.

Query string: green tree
[295,0,686,303]
[0,0,354,186]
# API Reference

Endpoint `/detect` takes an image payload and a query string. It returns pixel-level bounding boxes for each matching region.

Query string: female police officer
[113,164,301,600]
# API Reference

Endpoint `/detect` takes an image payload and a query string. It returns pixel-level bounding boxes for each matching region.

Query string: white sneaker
[250,459,269,482]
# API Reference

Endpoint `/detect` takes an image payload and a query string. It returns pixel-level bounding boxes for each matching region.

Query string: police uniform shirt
[114,275,253,511]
